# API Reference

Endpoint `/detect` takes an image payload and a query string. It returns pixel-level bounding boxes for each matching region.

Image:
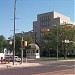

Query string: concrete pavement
[0,59,75,69]
[0,62,41,69]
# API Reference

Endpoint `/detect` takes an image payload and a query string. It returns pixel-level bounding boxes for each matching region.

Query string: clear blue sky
[0,0,74,39]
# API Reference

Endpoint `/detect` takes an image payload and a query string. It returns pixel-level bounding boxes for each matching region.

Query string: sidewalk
[0,62,41,69]
[0,59,75,69]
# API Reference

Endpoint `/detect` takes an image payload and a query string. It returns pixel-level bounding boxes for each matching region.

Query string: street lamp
[9,41,13,46]
[62,39,70,59]
[57,25,59,60]
[54,25,59,60]
[21,31,24,64]
[9,40,13,53]
[9,40,13,62]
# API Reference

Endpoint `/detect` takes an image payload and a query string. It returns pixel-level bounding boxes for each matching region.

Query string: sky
[0,0,74,39]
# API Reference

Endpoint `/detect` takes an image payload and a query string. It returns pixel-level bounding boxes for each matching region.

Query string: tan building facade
[33,11,74,45]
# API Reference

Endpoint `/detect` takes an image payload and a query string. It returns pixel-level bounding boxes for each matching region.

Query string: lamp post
[21,31,24,64]
[54,25,59,60]
[13,0,16,65]
[64,40,68,59]
[9,40,13,62]
[9,40,13,53]
[57,25,59,60]
[62,39,70,59]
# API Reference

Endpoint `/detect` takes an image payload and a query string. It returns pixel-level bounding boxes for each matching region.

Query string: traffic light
[21,41,27,47]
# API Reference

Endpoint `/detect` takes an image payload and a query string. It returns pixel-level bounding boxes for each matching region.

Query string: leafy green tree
[23,33,33,44]
[61,25,74,57]
[40,26,57,57]
[11,32,33,56]
[15,34,22,55]
[40,25,75,58]
[0,35,8,52]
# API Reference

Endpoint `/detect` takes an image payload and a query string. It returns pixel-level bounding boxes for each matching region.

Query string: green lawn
[40,57,75,61]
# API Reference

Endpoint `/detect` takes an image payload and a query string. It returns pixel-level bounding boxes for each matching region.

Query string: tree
[40,25,75,58]
[0,35,8,52]
[61,25,75,58]
[10,32,33,56]
[40,26,57,57]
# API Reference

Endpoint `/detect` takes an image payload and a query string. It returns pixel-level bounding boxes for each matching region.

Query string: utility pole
[13,0,16,65]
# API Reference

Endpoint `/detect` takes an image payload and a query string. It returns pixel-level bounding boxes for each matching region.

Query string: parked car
[5,55,21,62]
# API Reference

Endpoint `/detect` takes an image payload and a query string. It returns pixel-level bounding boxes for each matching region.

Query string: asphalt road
[0,60,75,75]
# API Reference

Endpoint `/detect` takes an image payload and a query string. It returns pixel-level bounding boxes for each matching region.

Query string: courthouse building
[33,11,74,45]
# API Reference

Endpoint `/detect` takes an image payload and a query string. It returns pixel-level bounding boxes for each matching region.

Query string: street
[0,60,75,75]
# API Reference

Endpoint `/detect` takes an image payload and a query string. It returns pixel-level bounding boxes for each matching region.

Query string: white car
[14,56,21,62]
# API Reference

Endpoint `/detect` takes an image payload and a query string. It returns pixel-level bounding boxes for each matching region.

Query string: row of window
[40,15,50,21]
[40,21,50,26]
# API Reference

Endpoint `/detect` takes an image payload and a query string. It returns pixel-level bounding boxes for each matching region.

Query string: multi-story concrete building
[33,11,74,45]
